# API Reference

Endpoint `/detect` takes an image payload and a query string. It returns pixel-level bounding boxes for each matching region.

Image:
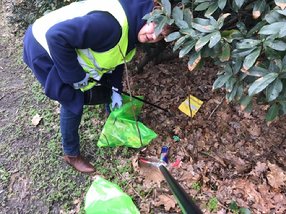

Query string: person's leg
[60,106,82,156]
[60,105,95,173]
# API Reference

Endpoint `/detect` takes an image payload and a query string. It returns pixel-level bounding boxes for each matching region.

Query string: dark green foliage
[148,0,286,120]
[4,0,78,34]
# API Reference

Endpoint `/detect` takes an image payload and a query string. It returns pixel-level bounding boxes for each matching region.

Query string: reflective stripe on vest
[32,0,136,82]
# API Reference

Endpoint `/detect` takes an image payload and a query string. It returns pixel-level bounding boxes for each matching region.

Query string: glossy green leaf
[259,22,285,35]
[264,47,283,60]
[226,86,237,102]
[195,33,212,51]
[242,47,261,71]
[239,95,253,111]
[217,13,231,29]
[176,20,189,29]
[172,6,183,20]
[208,31,221,48]
[233,60,243,74]
[248,73,279,96]
[193,17,211,25]
[221,29,243,43]
[218,0,227,10]
[232,47,256,58]
[279,25,286,37]
[280,73,286,78]
[143,10,163,22]
[208,15,217,27]
[224,63,233,74]
[226,81,243,102]
[269,60,282,73]
[236,39,261,49]
[192,22,215,33]
[265,40,286,51]
[246,21,267,37]
[188,51,201,71]
[180,28,198,37]
[164,32,181,42]
[237,22,248,35]
[279,101,286,113]
[235,83,244,100]
[183,8,193,27]
[277,9,286,16]
[283,55,286,65]
[195,2,211,11]
[248,66,269,77]
[266,78,283,101]
[274,59,283,70]
[173,35,189,51]
[205,2,219,16]
[253,0,266,19]
[235,0,246,8]
[219,43,231,62]
[265,103,279,121]
[212,73,232,90]
[225,77,237,92]
[265,10,282,23]
[194,0,210,3]
[179,40,196,58]
[154,16,169,36]
[162,0,172,16]
[274,0,286,10]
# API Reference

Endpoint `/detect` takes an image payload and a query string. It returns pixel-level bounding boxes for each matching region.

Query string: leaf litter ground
[127,51,286,213]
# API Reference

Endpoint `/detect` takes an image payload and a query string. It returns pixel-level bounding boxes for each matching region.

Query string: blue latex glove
[111,91,122,109]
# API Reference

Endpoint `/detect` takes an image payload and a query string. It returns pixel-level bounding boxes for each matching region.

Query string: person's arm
[111,64,124,93]
[111,65,124,109]
[45,11,122,85]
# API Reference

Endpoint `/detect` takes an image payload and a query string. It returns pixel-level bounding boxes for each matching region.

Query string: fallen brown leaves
[266,162,286,189]
[154,194,177,211]
[217,179,286,214]
[126,53,286,213]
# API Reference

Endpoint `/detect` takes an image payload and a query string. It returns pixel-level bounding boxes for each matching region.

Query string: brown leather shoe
[64,155,95,173]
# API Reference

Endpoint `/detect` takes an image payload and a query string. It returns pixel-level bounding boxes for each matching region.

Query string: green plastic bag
[97,95,157,148]
[85,176,140,214]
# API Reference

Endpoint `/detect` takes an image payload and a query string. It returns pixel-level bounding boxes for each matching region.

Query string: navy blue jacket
[23,0,154,115]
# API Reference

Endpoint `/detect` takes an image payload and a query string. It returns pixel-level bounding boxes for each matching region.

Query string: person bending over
[23,0,170,173]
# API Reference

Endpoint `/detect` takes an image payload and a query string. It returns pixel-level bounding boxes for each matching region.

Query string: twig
[208,97,224,120]
[0,94,5,101]
[118,46,143,147]
[187,94,199,161]
[118,46,133,99]
[117,171,144,199]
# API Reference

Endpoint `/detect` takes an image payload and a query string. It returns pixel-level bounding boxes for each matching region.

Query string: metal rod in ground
[90,78,170,113]
[159,165,203,214]
[120,91,169,113]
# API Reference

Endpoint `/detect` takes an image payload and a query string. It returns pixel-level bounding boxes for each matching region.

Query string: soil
[1,1,286,213]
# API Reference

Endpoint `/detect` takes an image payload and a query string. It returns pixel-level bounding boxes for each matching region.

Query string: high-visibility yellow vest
[32,0,136,91]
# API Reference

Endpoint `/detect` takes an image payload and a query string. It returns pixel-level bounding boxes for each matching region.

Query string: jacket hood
[120,0,154,47]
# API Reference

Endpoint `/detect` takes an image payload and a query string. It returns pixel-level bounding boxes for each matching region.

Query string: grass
[1,69,140,212]
[0,41,146,212]
[207,197,219,212]
[191,181,202,191]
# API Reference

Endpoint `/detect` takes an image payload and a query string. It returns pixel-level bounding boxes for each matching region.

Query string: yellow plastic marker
[178,95,203,117]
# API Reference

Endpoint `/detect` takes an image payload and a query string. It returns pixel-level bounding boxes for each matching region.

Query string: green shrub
[147,0,286,121]
[4,0,77,34]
